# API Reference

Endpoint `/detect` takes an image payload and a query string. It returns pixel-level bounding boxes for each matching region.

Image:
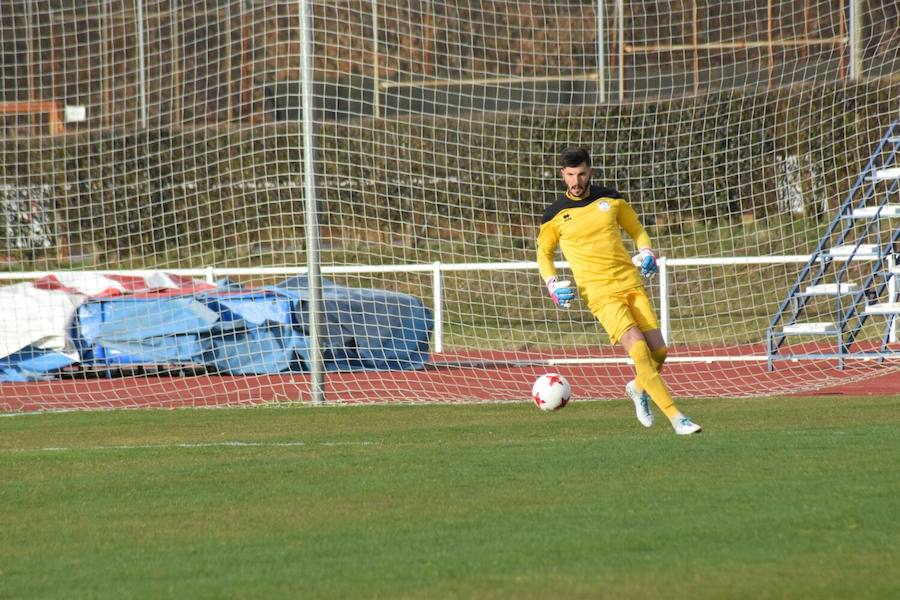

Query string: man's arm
[536,221,561,283]
[618,199,652,249]
[619,199,658,277]
[536,221,575,308]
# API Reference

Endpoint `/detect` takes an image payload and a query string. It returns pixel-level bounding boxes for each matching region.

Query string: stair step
[869,166,900,181]
[844,205,900,219]
[802,283,860,295]
[783,322,838,335]
[864,302,900,315]
[828,244,879,258]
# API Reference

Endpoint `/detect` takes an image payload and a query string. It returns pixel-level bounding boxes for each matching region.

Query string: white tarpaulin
[0,273,214,360]
[0,282,84,359]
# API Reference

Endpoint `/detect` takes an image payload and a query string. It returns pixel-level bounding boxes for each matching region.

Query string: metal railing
[9,255,876,363]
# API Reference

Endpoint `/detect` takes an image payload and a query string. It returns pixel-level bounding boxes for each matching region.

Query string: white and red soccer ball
[531,373,571,411]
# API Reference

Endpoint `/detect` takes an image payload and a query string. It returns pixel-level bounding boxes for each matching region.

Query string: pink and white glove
[546,276,575,308]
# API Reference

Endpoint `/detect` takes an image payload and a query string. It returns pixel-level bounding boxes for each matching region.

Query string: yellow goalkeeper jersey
[536,185,652,295]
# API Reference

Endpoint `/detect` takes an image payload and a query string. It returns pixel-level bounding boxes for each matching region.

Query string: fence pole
[371,0,381,119]
[890,253,898,343]
[135,0,148,128]
[617,0,625,102]
[849,0,862,79]
[433,261,443,353]
[596,0,605,103]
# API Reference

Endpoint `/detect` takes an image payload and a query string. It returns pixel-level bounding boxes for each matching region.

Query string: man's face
[560,162,592,198]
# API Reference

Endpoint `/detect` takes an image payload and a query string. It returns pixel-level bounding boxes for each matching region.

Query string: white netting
[0,1,898,411]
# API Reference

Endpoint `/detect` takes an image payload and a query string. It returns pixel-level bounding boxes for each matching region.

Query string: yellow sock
[628,341,679,419]
[634,346,668,392]
[651,346,668,371]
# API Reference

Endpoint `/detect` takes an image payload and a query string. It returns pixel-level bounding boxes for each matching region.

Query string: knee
[651,346,668,366]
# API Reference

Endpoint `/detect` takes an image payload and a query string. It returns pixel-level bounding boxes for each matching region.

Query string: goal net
[1,1,898,411]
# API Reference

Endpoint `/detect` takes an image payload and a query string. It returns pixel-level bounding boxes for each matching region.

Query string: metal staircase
[767,119,900,370]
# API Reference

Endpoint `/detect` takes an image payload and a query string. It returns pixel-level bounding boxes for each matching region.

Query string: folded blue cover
[0,277,432,381]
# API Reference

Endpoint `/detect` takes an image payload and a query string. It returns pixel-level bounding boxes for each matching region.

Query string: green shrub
[1,79,897,268]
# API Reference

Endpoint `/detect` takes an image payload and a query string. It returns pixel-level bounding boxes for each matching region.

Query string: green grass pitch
[2,395,899,599]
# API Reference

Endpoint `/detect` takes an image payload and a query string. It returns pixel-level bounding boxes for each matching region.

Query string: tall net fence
[1,1,898,410]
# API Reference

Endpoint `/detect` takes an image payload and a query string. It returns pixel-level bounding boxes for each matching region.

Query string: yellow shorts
[584,286,660,345]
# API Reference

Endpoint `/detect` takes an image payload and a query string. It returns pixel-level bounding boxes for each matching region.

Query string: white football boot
[625,380,654,428]
[673,416,702,435]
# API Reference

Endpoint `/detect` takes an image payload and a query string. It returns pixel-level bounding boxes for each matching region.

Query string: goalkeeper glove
[632,248,658,278]
[546,276,575,308]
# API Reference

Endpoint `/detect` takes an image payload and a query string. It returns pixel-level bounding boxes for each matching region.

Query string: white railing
[3,254,897,355]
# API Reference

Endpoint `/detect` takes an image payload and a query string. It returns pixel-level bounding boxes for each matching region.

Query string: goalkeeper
[536,147,702,435]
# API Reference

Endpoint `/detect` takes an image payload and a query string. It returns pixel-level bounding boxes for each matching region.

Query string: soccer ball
[531,373,571,411]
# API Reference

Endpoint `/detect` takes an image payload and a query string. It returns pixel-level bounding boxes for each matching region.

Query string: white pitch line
[1,440,375,454]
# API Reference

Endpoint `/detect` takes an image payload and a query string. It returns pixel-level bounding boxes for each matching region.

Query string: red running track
[2,344,898,412]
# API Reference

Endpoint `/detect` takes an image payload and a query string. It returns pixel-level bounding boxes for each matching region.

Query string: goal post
[0,1,898,411]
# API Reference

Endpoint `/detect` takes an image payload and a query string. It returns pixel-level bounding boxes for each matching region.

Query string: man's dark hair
[560,147,591,168]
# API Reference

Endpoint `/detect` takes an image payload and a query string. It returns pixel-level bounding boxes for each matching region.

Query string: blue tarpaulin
[0,345,77,382]
[0,276,432,381]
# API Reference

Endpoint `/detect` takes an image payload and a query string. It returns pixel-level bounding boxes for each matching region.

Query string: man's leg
[587,291,700,433]
[622,328,701,435]
[645,328,668,368]
[624,288,666,391]
[633,328,667,393]
[621,327,679,420]
[622,327,701,435]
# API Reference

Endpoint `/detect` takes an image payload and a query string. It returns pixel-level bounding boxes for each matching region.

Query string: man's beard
[569,182,589,197]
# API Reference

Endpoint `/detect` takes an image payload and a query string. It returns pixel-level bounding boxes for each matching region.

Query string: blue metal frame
[767,119,900,370]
